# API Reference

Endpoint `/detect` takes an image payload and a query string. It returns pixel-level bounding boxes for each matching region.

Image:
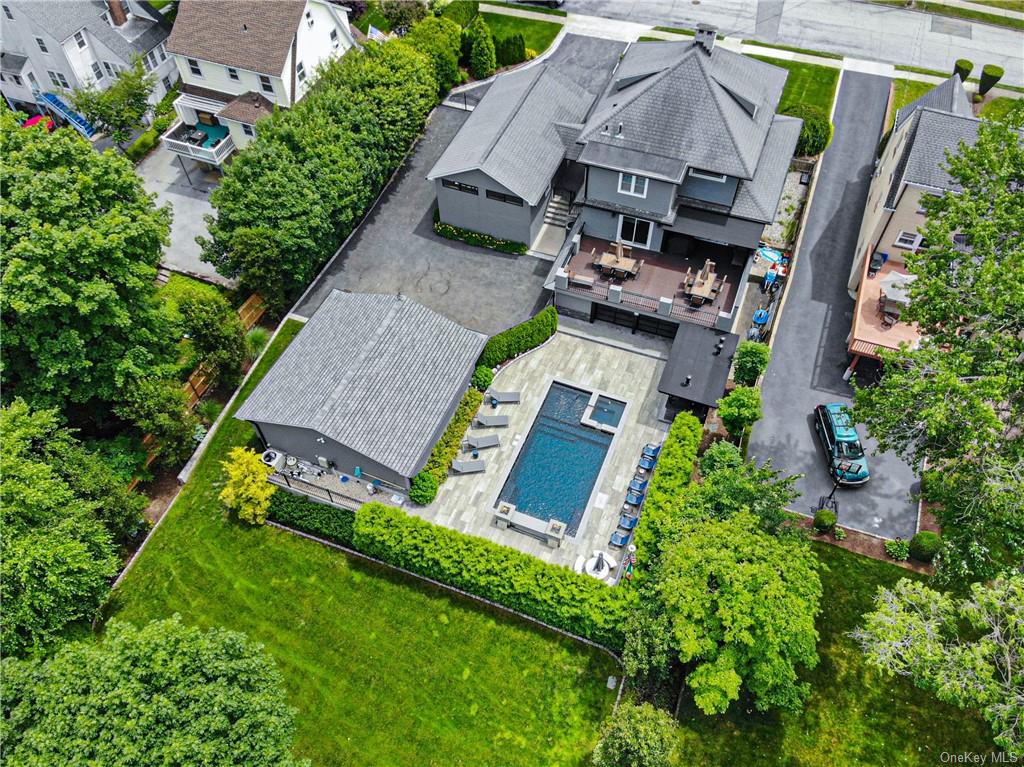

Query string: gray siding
[435,169,545,245]
[678,172,740,207]
[579,206,666,251]
[667,207,764,249]
[585,166,675,216]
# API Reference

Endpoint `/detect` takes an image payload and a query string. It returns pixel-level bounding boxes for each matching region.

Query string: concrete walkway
[920,0,1024,22]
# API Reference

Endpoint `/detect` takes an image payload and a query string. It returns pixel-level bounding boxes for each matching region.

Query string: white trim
[186,57,203,78]
[893,230,922,250]
[617,172,647,198]
[617,215,653,249]
[688,168,727,183]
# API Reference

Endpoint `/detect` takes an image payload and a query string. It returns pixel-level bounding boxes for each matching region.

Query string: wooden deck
[849,262,921,359]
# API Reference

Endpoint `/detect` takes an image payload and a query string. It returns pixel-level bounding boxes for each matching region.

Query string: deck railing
[160,119,236,165]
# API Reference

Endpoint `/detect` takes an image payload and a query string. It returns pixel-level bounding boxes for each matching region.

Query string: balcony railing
[160,119,235,165]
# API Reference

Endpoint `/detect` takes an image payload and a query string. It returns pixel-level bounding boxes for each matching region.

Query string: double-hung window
[90,61,103,80]
[242,123,255,137]
[259,74,274,94]
[894,230,923,251]
[103,61,115,77]
[146,51,158,70]
[619,215,652,248]
[618,172,647,198]
[11,74,23,86]
[48,70,69,89]
[296,61,306,83]
[2,5,13,20]
[486,190,523,206]
[74,31,87,49]
[330,28,340,49]
[36,37,49,53]
[161,74,172,91]
[227,67,240,82]
[187,58,202,77]
[157,43,167,61]
[441,179,478,195]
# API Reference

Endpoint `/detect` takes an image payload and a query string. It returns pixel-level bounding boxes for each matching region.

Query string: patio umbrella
[879,272,916,307]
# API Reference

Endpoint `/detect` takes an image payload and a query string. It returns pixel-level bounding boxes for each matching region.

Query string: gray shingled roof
[235,292,486,479]
[218,91,275,123]
[730,115,803,222]
[578,41,787,181]
[426,64,597,205]
[884,108,983,209]
[11,1,168,60]
[894,75,972,131]
[167,0,305,75]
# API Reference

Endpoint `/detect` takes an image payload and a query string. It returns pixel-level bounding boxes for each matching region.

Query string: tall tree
[656,512,822,714]
[852,575,1023,756]
[853,102,1024,585]
[1,108,173,425]
[2,616,307,766]
[468,15,496,79]
[115,377,198,466]
[180,289,247,386]
[71,58,155,150]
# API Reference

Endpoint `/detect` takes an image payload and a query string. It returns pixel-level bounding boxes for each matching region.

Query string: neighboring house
[844,76,979,373]
[0,0,176,138]
[236,291,486,492]
[428,27,800,336]
[161,0,355,167]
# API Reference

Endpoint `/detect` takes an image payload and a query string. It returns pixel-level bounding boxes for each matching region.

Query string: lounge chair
[462,433,500,451]
[488,390,521,404]
[474,413,509,428]
[452,459,486,474]
[625,490,644,506]
[642,443,662,459]
[629,477,648,494]
[637,455,657,473]
[618,514,639,531]
[609,530,632,548]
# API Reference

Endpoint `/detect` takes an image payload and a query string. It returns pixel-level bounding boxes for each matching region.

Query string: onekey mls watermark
[939,753,1018,764]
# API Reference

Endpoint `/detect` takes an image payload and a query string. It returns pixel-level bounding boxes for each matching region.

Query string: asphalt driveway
[748,72,920,540]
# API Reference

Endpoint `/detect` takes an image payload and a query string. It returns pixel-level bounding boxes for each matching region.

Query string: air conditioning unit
[261,449,285,471]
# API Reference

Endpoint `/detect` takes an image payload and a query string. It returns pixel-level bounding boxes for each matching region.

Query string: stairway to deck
[543,191,573,228]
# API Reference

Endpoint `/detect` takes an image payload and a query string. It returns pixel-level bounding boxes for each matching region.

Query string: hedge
[433,216,528,255]
[471,364,493,391]
[267,491,355,546]
[909,530,941,563]
[631,412,703,568]
[439,0,478,28]
[409,388,484,504]
[353,502,631,648]
[479,306,558,368]
[783,104,834,157]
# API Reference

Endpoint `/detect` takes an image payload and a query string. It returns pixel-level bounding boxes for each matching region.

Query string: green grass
[872,0,1024,30]
[671,543,995,766]
[741,40,844,59]
[102,320,618,767]
[351,1,393,35]
[966,0,1024,10]
[889,78,935,129]
[480,11,562,54]
[654,25,696,36]
[484,0,568,16]
[750,57,840,113]
[156,273,225,325]
[981,95,1020,120]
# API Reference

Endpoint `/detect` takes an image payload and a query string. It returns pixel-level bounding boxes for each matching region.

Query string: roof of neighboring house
[235,292,486,479]
[426,63,597,205]
[218,91,275,123]
[577,40,788,181]
[893,75,972,131]
[884,107,982,209]
[10,1,169,61]
[1,52,29,75]
[657,324,740,407]
[167,0,305,75]
[730,115,803,222]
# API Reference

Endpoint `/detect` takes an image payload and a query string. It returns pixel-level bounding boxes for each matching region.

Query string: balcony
[160,119,235,166]
[848,258,921,363]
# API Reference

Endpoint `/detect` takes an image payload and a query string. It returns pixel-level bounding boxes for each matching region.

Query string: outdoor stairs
[37,92,96,138]
[155,267,172,287]
[544,191,573,228]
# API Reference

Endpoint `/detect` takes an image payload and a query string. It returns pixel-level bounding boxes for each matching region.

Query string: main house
[428,27,800,336]
[0,0,176,138]
[161,0,355,167]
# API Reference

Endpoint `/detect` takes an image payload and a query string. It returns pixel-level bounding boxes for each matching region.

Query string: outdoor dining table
[683,268,718,304]
[597,251,638,278]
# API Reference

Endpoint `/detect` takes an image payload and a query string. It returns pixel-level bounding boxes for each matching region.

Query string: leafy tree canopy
[71,58,155,149]
[404,15,463,93]
[1,616,307,766]
[1,109,173,424]
[180,289,247,386]
[716,386,762,439]
[854,102,1024,585]
[115,377,198,466]
[591,703,677,767]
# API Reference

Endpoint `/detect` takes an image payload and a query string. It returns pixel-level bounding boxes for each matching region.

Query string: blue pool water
[591,396,626,427]
[497,383,613,536]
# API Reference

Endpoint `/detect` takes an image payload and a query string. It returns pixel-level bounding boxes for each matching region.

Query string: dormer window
[330,28,339,49]
[296,61,307,83]
[618,173,648,198]
[187,58,202,77]
[688,168,727,183]
[305,9,314,27]
[259,74,274,94]
[74,31,87,50]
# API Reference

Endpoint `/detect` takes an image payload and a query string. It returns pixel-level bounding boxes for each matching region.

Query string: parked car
[814,403,870,485]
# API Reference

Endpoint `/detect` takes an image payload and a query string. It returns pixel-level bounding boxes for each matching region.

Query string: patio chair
[451,459,486,474]
[881,312,899,329]
[618,514,639,531]
[462,433,500,451]
[487,390,521,404]
[629,477,648,494]
[638,455,657,472]
[625,490,644,506]
[609,529,632,548]
[642,443,662,459]
[474,413,509,428]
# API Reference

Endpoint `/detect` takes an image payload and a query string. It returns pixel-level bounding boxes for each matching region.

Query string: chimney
[683,375,692,387]
[695,24,716,54]
[107,0,128,27]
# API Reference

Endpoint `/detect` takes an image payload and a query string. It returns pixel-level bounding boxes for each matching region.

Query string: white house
[0,0,177,138]
[161,0,355,167]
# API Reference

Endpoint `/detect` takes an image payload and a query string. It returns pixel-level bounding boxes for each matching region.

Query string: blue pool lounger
[618,514,639,530]
[642,443,662,459]
[625,490,644,506]
[629,477,648,493]
[610,530,632,547]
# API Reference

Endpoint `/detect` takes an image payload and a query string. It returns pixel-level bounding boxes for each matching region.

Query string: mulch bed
[794,516,934,575]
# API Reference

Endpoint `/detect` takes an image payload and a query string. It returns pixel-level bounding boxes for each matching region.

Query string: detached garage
[236,291,486,490]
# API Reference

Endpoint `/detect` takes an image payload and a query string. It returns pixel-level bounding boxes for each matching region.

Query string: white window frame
[330,27,340,49]
[259,74,274,94]
[36,37,49,54]
[296,61,306,83]
[894,230,923,251]
[157,43,166,62]
[12,73,21,86]
[103,61,115,77]
[2,5,13,20]
[91,61,104,80]
[27,71,38,89]
[688,168,728,183]
[146,51,158,70]
[48,70,69,89]
[618,215,653,249]
[305,9,314,27]
[162,74,172,91]
[618,172,647,198]
[242,123,255,137]
[74,31,87,49]
[187,58,202,77]
[226,66,240,81]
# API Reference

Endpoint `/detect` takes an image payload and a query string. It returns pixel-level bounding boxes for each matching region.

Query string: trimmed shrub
[419,388,484,486]
[479,306,558,368]
[909,530,941,563]
[699,440,743,477]
[467,16,496,79]
[783,104,833,156]
[954,58,974,81]
[496,33,527,67]
[732,340,771,386]
[632,412,703,566]
[409,471,439,505]
[884,538,910,561]
[717,386,763,439]
[268,491,356,546]
[353,502,630,648]
[434,212,528,254]
[979,64,1004,96]
[833,526,847,541]
[813,508,837,534]
[471,364,493,391]
[439,0,478,28]
[124,128,159,163]
[380,0,427,30]
[403,15,463,94]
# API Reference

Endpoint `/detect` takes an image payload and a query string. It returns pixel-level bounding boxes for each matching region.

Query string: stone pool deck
[414,329,670,569]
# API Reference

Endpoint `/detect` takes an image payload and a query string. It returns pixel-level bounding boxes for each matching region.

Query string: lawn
[102,320,619,767]
[889,78,934,130]
[671,543,995,766]
[981,95,1020,121]
[351,1,392,35]
[484,0,568,16]
[750,56,841,113]
[481,12,563,55]
[872,0,1024,30]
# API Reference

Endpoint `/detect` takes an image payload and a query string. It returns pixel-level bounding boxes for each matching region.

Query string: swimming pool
[497,383,614,536]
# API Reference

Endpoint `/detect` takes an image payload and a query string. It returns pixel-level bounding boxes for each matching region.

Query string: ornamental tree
[1,108,173,424]
[1,616,307,767]
[657,511,822,713]
[115,377,198,466]
[404,15,462,93]
[717,386,762,439]
[852,575,1023,756]
[732,340,771,386]
[591,703,677,767]
[220,446,276,525]
[71,58,155,150]
[180,290,247,386]
[853,102,1024,585]
[467,16,496,79]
